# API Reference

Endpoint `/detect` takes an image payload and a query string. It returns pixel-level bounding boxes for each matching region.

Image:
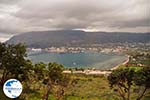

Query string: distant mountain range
[7,30,150,48]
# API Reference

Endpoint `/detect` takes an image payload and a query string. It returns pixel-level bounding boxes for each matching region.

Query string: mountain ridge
[7,30,150,48]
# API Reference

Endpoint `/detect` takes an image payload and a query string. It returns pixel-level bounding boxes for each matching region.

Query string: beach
[63,55,129,75]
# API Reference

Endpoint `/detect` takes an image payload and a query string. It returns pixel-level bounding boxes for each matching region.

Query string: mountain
[7,30,150,48]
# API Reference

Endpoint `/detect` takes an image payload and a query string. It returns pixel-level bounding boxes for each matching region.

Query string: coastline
[63,55,129,75]
[110,55,129,70]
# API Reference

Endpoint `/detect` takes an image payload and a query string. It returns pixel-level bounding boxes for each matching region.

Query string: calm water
[27,51,127,70]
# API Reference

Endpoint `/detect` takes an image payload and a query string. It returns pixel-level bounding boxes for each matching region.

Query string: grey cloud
[115,18,150,28]
[0,0,150,34]
[0,0,21,5]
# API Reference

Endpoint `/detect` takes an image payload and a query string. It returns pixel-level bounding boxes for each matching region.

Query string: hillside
[7,30,150,48]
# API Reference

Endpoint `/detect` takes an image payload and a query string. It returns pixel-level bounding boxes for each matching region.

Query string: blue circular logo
[3,79,23,98]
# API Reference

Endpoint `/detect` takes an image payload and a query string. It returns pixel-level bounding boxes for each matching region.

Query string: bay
[27,51,127,70]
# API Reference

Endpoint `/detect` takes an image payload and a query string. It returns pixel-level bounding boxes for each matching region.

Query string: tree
[108,68,135,100]
[32,62,47,90]
[34,62,47,81]
[43,62,64,100]
[134,67,150,100]
[32,62,72,100]
[0,43,34,100]
[0,43,31,87]
[55,73,73,100]
[108,67,150,100]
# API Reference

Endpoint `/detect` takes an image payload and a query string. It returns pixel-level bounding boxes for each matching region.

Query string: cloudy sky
[0,0,149,42]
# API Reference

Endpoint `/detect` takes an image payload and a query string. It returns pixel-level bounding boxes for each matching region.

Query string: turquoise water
[27,52,127,70]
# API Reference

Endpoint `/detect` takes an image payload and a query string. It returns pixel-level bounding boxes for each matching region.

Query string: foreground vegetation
[0,43,150,100]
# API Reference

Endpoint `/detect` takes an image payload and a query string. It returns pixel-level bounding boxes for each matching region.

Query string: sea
[27,51,127,70]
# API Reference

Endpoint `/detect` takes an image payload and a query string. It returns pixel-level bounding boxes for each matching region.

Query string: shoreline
[63,55,129,75]
[110,55,129,70]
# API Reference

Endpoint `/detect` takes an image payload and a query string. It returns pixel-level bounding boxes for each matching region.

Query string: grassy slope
[63,74,120,100]
[0,74,149,100]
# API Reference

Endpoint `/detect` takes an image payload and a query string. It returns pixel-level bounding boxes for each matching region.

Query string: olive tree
[134,67,150,100]
[108,68,135,100]
[108,67,150,100]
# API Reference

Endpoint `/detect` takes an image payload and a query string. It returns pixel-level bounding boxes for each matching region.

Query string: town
[27,42,150,54]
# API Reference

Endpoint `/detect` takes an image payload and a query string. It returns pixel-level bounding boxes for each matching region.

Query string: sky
[0,0,150,42]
